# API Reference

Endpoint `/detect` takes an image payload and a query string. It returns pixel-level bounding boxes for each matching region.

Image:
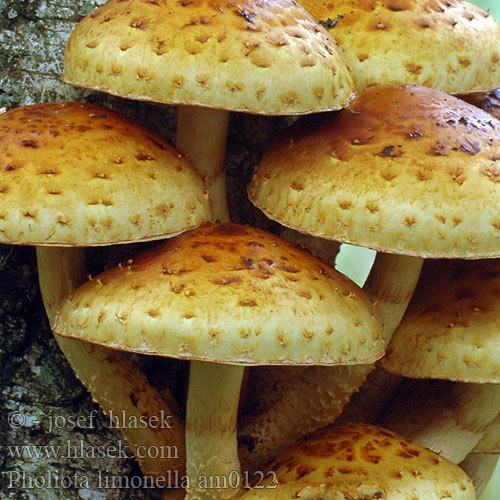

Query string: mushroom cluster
[0,101,212,476]
[2,0,500,499]
[62,0,355,221]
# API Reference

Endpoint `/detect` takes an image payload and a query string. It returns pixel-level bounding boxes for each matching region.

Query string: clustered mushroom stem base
[186,360,244,500]
[36,247,186,477]
[176,106,230,223]
[348,256,500,467]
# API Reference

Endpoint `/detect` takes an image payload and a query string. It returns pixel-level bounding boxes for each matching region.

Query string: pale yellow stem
[279,228,340,267]
[461,453,499,497]
[380,380,500,463]
[186,361,244,500]
[177,107,230,222]
[36,247,87,320]
[364,254,424,345]
[36,246,186,477]
[474,412,500,453]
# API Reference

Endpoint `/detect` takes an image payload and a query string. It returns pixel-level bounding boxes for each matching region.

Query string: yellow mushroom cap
[53,223,383,365]
[380,259,500,383]
[249,84,500,258]
[0,102,210,246]
[62,0,354,115]
[240,423,475,500]
[300,0,500,94]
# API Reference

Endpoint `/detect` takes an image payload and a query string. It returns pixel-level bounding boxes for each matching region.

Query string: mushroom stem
[36,247,87,320]
[364,253,423,345]
[36,246,186,477]
[379,379,500,463]
[474,412,500,453]
[186,361,244,500]
[177,107,230,222]
[279,228,341,267]
[460,453,499,497]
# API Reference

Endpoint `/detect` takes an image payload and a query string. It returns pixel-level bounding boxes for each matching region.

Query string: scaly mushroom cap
[300,0,500,94]
[0,102,210,246]
[240,423,475,500]
[53,223,383,365]
[380,259,500,383]
[462,89,500,120]
[62,0,354,114]
[249,84,500,258]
